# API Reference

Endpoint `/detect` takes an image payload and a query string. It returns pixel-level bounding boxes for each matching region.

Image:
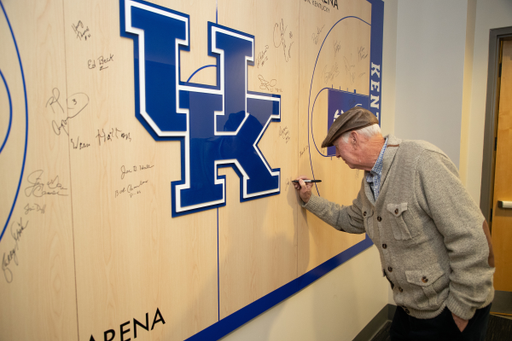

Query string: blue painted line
[0,0,29,243]
[185,235,373,341]
[307,16,371,199]
[0,69,13,153]
[186,64,216,83]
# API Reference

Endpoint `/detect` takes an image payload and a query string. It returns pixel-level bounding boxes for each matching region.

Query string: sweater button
[377,216,382,222]
[388,266,393,272]
[422,276,428,283]
[398,287,403,293]
[363,211,367,217]
[382,244,387,249]
[394,208,399,214]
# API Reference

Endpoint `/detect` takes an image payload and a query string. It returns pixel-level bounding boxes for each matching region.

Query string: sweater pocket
[386,203,414,240]
[405,266,446,309]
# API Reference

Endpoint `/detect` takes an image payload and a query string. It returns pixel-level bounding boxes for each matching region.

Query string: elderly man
[294,107,494,341]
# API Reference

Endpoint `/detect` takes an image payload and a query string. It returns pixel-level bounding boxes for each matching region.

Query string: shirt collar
[366,137,388,179]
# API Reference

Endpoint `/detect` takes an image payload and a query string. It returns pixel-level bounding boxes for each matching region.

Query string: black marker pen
[292,179,322,183]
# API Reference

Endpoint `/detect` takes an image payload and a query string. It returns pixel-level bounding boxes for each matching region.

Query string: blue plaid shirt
[366,137,388,201]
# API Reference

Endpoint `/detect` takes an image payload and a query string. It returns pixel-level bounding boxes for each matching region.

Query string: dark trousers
[389,304,491,341]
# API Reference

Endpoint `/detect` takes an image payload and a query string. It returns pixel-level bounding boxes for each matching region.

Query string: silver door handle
[498,201,512,209]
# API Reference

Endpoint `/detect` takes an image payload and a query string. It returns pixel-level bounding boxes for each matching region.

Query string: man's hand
[293,176,313,203]
[451,312,468,332]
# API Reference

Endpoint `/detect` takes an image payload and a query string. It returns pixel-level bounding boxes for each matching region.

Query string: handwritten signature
[70,136,91,150]
[333,40,341,57]
[2,218,29,283]
[258,74,282,93]
[256,45,269,68]
[343,47,368,85]
[46,88,89,136]
[71,20,91,41]
[24,170,68,197]
[88,54,114,71]
[121,164,155,180]
[299,145,308,157]
[96,128,132,146]
[115,180,149,198]
[24,203,46,215]
[312,25,325,45]
[324,62,340,83]
[279,126,290,143]
[273,19,294,62]
[358,46,368,61]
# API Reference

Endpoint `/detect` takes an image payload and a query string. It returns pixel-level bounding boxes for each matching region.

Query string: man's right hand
[293,176,313,203]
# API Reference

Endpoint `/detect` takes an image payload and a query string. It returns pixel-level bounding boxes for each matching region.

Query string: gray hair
[339,123,381,143]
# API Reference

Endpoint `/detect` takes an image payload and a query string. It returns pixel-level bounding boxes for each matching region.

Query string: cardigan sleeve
[415,150,494,320]
[303,189,367,235]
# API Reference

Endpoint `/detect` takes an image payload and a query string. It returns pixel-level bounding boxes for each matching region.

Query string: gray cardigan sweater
[304,135,494,320]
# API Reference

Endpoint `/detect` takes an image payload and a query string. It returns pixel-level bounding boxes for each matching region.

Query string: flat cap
[321,106,379,148]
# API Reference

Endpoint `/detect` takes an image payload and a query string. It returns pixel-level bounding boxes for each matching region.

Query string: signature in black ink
[279,126,290,143]
[358,46,368,61]
[96,128,132,146]
[2,217,29,283]
[115,180,149,198]
[343,47,368,85]
[333,40,341,57]
[343,56,356,83]
[139,164,154,171]
[71,136,91,150]
[312,25,325,45]
[324,62,340,83]
[299,146,308,157]
[88,54,114,71]
[121,164,155,180]
[121,165,134,180]
[24,170,68,197]
[256,45,269,68]
[71,20,91,41]
[24,203,46,215]
[273,19,294,62]
[46,88,89,136]
[258,74,282,93]
[343,57,366,84]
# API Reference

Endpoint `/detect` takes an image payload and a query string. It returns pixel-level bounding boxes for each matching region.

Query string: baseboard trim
[491,290,512,315]
[353,304,396,341]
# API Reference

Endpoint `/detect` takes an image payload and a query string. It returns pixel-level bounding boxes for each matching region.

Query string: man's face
[333,135,361,169]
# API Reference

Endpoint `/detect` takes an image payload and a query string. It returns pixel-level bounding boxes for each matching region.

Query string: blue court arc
[0,1,29,243]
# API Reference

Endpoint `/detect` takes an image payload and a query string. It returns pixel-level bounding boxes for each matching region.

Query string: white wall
[465,0,512,199]
[221,246,388,341]
[220,1,512,340]
[394,0,469,168]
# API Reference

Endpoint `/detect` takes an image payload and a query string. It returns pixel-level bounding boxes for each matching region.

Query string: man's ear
[350,131,358,147]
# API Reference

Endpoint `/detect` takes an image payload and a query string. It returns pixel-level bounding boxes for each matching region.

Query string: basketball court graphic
[0,4,28,244]
[0,1,384,340]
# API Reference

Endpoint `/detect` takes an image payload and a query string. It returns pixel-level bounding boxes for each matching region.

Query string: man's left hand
[451,312,468,332]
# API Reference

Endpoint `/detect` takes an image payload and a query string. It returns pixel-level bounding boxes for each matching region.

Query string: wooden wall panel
[298,1,371,272]
[0,1,78,340]
[0,0,383,340]
[61,1,219,340]
[217,0,300,318]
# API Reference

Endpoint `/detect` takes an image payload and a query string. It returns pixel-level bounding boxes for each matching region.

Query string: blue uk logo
[120,0,281,217]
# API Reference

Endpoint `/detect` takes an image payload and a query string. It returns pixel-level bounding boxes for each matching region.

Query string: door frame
[480,26,512,224]
[481,27,512,315]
